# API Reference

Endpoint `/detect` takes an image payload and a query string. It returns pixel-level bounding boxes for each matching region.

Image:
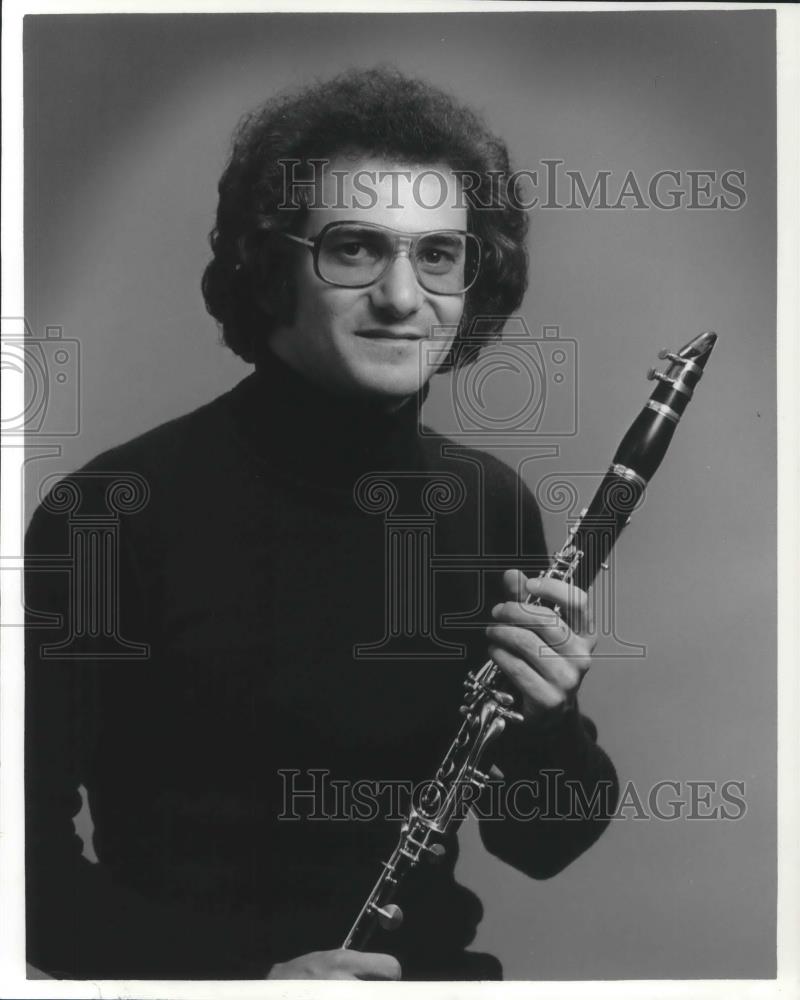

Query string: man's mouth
[355,329,426,341]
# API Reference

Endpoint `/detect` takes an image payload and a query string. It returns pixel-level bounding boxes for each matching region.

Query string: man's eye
[418,247,458,269]
[329,240,380,263]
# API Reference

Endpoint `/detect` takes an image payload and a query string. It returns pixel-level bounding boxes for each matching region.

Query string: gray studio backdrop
[23,11,776,980]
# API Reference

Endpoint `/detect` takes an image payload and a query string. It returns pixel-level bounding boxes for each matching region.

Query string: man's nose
[369,252,423,317]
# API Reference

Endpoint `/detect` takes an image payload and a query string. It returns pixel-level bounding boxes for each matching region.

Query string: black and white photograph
[1,3,797,996]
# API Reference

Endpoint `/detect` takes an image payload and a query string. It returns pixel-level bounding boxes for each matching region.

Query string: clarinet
[342,330,718,951]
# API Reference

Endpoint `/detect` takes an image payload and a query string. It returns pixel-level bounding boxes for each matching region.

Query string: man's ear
[253,286,276,317]
[254,267,294,325]
[239,228,297,324]
[239,237,280,317]
[253,274,293,319]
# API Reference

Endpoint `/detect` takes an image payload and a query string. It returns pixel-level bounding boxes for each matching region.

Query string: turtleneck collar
[226,349,430,490]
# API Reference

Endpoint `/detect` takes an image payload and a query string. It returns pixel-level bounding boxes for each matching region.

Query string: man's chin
[345,362,432,404]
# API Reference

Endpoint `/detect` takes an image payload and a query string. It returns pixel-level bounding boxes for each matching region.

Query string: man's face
[267,156,467,405]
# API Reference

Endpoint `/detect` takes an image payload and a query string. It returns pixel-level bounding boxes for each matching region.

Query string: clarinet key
[423,842,446,864]
[369,902,404,931]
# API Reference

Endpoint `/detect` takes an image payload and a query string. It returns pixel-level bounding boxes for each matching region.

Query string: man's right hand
[266,949,402,980]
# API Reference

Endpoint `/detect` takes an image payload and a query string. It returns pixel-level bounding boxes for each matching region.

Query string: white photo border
[2,3,796,998]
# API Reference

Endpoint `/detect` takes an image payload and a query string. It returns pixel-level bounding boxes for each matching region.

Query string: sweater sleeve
[478,702,619,878]
[25,485,276,980]
[474,455,619,878]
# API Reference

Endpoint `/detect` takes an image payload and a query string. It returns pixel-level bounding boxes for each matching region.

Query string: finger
[488,644,570,714]
[501,568,530,603]
[487,623,583,692]
[490,602,593,665]
[499,569,593,637]
[340,950,401,981]
[523,576,594,638]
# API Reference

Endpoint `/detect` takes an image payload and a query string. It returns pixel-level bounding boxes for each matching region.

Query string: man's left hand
[486,569,596,730]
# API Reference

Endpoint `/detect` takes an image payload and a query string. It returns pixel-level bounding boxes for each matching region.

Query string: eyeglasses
[281,222,482,296]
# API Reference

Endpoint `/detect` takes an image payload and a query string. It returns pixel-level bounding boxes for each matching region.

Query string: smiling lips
[356,329,426,341]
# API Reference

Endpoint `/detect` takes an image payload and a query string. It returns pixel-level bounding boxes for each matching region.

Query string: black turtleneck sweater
[25,352,617,980]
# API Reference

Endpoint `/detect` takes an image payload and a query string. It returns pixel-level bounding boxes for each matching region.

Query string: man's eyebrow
[327,224,385,239]
[423,233,464,247]
[330,223,381,232]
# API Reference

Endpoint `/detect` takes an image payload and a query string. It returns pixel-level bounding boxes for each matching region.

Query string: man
[25,67,617,981]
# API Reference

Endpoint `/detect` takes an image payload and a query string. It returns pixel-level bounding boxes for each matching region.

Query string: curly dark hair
[201,67,528,367]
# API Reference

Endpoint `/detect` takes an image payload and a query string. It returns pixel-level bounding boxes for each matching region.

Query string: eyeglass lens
[317,225,479,294]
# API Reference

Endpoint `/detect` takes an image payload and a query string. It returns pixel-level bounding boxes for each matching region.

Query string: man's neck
[257,345,419,416]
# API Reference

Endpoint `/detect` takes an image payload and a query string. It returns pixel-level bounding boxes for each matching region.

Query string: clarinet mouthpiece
[677,330,717,367]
